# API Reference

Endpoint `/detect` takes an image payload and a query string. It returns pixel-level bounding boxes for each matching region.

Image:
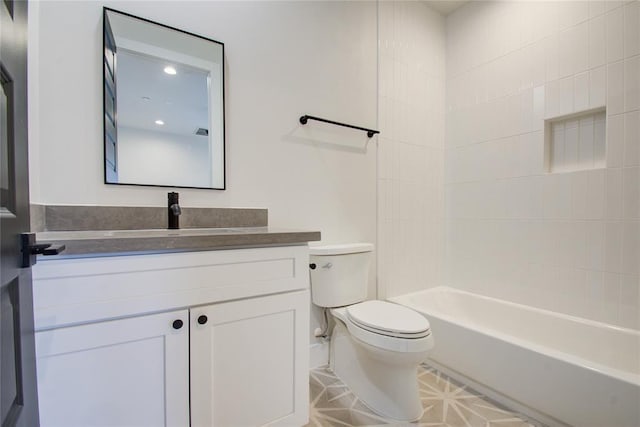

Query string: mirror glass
[103,8,225,189]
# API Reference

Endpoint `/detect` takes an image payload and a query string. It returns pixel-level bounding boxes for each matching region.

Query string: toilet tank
[309,243,373,308]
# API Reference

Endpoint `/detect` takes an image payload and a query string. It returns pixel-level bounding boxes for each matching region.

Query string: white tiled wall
[445,1,640,329]
[378,1,446,298]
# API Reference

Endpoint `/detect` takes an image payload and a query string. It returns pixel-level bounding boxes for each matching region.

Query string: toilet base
[329,321,428,422]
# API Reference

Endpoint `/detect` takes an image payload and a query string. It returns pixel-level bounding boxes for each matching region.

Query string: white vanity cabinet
[191,291,308,427]
[32,245,310,427]
[36,309,190,427]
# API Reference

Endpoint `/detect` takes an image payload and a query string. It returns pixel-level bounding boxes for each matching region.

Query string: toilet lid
[346,301,430,337]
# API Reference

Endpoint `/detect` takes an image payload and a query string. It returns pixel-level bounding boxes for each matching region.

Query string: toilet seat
[346,300,430,338]
[331,302,434,353]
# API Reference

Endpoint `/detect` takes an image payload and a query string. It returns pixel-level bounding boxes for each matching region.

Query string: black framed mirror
[103,8,225,190]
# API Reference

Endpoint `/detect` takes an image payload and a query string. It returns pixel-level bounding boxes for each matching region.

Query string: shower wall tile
[604,221,624,273]
[589,1,606,19]
[620,284,640,329]
[605,168,624,219]
[542,173,573,219]
[624,56,640,111]
[606,7,626,64]
[558,76,575,116]
[607,114,625,168]
[621,221,639,276]
[546,33,561,83]
[624,1,640,58]
[583,222,605,271]
[622,167,640,219]
[378,1,445,299]
[564,22,589,77]
[607,61,625,116]
[589,66,606,108]
[571,169,605,219]
[624,111,640,166]
[574,72,590,111]
[620,274,640,306]
[445,1,640,329]
[589,14,607,68]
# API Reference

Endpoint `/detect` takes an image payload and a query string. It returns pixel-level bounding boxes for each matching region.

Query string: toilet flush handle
[308,262,332,270]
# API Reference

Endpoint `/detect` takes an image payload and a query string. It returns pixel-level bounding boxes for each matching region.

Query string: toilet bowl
[329,301,433,421]
[309,244,435,422]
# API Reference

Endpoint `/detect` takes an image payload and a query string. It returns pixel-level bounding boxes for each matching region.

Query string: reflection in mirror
[103,8,225,189]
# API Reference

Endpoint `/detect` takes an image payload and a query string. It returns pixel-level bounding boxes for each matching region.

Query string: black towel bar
[299,115,380,138]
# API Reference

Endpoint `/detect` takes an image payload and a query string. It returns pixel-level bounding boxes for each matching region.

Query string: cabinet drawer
[33,245,309,330]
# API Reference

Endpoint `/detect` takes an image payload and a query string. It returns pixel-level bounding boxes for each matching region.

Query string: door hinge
[20,233,66,268]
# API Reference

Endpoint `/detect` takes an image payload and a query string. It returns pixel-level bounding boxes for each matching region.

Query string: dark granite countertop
[36,227,321,257]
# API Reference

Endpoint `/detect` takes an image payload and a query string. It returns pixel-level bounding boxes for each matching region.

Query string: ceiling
[423,1,469,16]
[117,50,209,137]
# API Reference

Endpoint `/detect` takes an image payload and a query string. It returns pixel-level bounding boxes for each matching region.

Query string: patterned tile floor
[305,364,545,427]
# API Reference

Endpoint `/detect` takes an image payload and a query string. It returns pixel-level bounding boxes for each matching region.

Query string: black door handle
[172,319,184,330]
[20,233,66,267]
[197,315,208,325]
[29,243,66,255]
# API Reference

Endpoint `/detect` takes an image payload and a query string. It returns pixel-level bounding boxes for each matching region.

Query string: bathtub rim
[389,286,640,388]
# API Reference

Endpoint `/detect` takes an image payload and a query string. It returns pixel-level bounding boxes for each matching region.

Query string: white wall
[117,127,212,188]
[445,1,639,329]
[28,1,378,347]
[377,1,446,299]
[28,0,377,234]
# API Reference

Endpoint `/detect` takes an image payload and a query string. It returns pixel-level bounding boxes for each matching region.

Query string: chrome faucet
[168,192,181,229]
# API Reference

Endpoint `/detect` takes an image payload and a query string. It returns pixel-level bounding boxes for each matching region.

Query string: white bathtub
[390,286,640,427]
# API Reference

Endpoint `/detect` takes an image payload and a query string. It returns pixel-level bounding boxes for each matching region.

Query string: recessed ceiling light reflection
[155,120,165,125]
[163,66,177,75]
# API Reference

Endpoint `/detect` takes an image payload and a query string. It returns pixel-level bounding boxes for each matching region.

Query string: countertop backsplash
[30,204,268,232]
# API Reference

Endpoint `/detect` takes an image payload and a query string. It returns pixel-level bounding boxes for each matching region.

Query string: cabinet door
[191,291,309,427]
[35,310,189,427]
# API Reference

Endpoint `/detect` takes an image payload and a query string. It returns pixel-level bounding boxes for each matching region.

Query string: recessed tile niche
[545,108,606,173]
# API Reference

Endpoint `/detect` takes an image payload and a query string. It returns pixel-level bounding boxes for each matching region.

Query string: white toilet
[309,243,434,422]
